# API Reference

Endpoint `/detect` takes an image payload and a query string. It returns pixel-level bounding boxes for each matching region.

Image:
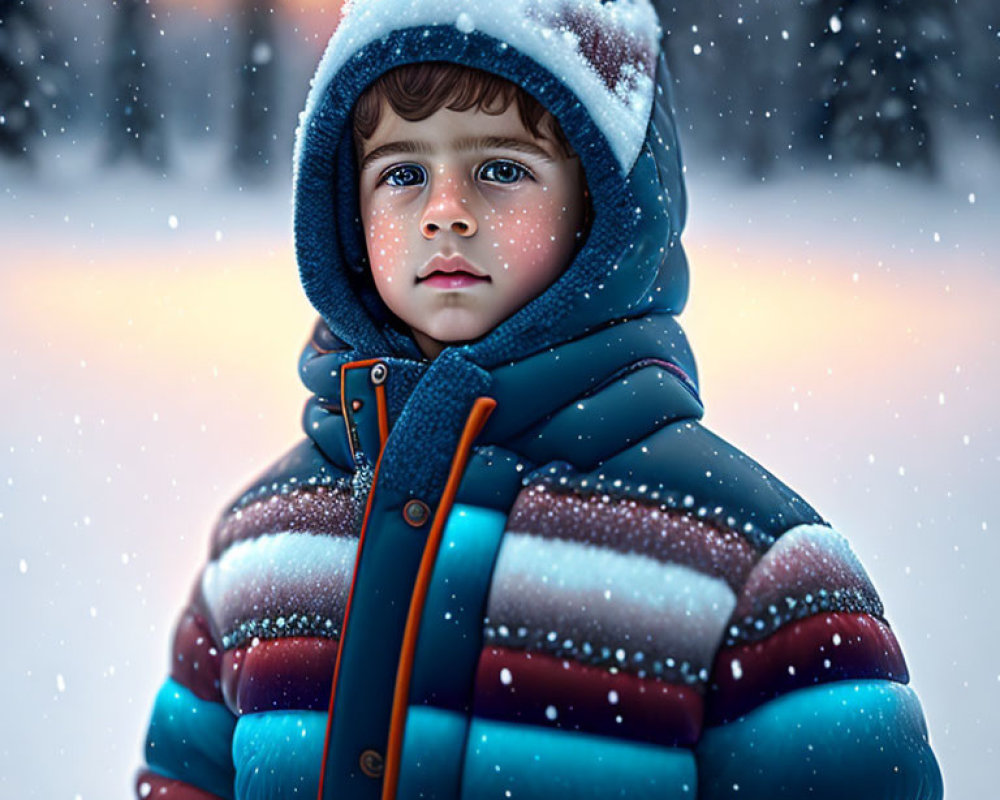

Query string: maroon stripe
[474,646,703,748]
[212,486,359,559]
[171,609,224,704]
[728,526,884,645]
[707,612,909,725]
[212,570,350,650]
[508,484,757,591]
[220,636,338,715]
[135,769,222,799]
[733,527,881,622]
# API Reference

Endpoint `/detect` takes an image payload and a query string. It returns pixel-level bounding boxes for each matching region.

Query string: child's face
[357,102,588,359]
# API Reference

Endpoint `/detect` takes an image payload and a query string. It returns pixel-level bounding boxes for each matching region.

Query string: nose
[420,176,478,239]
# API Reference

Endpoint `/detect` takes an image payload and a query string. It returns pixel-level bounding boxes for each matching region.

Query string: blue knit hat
[293,0,689,368]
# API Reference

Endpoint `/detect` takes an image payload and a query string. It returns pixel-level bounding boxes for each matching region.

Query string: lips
[417,255,490,283]
[421,270,488,281]
[420,272,489,289]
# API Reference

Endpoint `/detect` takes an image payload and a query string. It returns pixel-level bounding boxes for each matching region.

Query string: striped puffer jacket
[136,1,942,798]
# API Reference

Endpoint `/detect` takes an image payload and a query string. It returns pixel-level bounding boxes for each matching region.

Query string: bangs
[352,62,573,157]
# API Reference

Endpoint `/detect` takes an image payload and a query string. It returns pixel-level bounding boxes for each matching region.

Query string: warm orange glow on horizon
[162,0,345,21]
[158,0,346,53]
[2,240,313,431]
[6,234,994,419]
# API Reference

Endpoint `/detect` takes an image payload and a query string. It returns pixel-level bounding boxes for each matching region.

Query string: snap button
[351,399,363,412]
[403,499,430,527]
[359,748,384,779]
[370,362,388,385]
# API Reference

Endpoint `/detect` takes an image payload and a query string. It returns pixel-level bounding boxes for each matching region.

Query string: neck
[411,327,446,360]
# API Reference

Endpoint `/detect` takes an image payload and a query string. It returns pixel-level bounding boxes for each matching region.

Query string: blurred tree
[656,0,809,180]
[719,0,807,180]
[232,0,278,180]
[807,0,956,173]
[106,0,167,168]
[951,0,1000,142]
[0,0,64,162]
[657,2,728,151]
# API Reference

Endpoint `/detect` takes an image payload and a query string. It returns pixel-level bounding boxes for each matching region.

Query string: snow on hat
[292,0,689,363]
[296,0,662,174]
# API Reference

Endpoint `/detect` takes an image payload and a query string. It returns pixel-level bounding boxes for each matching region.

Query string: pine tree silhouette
[106,0,166,168]
[0,0,62,161]
[232,0,277,180]
[809,0,955,172]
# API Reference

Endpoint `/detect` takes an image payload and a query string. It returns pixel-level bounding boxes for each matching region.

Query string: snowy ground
[2,137,997,798]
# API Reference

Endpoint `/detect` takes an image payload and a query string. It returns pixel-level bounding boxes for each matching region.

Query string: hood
[293,0,691,370]
[293,0,700,497]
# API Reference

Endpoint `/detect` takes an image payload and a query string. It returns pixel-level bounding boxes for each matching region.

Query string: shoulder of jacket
[514,417,825,555]
[207,438,361,560]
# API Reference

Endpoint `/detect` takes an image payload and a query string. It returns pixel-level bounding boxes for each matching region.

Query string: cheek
[364,202,412,283]
[490,191,576,273]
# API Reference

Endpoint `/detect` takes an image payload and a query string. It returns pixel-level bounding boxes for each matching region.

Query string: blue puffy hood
[293,1,702,501]
[293,0,692,371]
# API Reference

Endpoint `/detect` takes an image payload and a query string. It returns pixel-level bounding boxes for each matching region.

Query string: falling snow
[1,2,996,798]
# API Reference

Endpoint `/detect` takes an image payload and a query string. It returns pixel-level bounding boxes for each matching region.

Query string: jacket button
[359,748,384,779]
[403,499,430,527]
[351,398,363,412]
[370,362,388,385]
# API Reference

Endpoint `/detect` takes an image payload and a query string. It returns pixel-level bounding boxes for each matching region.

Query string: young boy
[137,2,943,799]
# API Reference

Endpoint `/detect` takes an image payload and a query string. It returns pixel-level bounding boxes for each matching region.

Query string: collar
[300,313,701,491]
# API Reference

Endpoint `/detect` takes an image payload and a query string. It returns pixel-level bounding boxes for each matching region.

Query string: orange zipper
[380,396,497,800]
[317,359,392,799]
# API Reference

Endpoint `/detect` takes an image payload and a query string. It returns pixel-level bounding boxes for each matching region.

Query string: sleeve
[695,522,943,800]
[135,575,237,800]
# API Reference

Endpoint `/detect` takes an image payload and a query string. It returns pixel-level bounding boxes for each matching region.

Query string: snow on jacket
[136,1,943,798]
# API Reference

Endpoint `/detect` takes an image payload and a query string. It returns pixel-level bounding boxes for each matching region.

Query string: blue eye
[381,164,425,187]
[478,160,530,184]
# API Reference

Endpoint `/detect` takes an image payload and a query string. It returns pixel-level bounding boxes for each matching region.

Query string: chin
[424,318,494,345]
[436,328,490,346]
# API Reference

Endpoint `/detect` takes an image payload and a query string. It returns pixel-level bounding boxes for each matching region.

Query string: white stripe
[736,522,877,614]
[202,532,358,636]
[488,532,736,671]
[758,523,864,571]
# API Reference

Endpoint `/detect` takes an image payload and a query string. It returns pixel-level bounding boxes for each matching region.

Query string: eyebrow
[360,135,556,172]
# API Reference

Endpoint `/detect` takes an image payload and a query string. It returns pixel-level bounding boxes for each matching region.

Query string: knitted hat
[292,0,689,367]
[297,0,662,174]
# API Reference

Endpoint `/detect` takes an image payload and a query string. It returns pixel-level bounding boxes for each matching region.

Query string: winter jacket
[136,2,943,799]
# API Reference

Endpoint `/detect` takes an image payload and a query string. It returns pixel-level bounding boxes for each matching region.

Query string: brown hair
[352,62,576,158]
